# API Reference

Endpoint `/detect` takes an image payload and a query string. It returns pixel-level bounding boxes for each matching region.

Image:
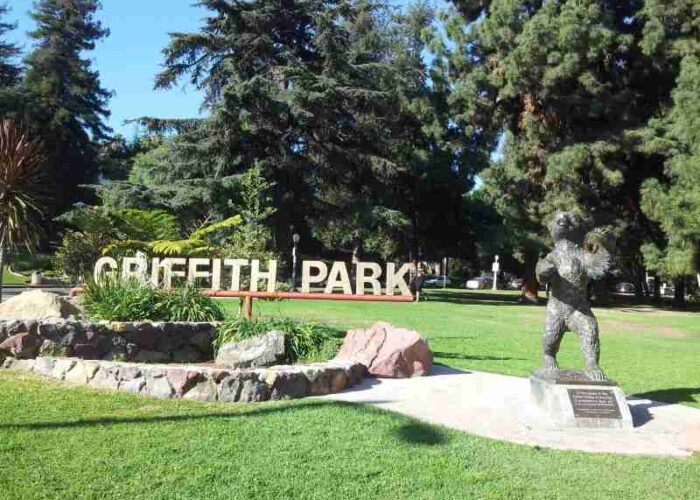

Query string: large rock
[0,332,43,359]
[335,322,432,378]
[215,331,285,369]
[0,290,81,321]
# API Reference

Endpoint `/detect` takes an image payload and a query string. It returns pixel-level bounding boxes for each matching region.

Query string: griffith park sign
[94,256,414,296]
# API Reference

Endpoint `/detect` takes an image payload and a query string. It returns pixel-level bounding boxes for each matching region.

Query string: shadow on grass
[425,290,531,307]
[631,387,700,406]
[0,400,394,431]
[434,351,524,362]
[393,422,449,446]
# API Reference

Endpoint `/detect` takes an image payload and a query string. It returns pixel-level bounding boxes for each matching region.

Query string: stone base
[530,371,633,429]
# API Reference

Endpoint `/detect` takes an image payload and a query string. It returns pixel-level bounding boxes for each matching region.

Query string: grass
[220,289,700,408]
[2,288,699,499]
[1,371,699,500]
[2,269,28,284]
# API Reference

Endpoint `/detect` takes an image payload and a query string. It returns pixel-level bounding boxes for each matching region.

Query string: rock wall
[3,356,365,402]
[0,320,216,363]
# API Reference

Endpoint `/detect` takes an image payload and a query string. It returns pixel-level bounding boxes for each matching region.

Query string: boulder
[0,332,43,359]
[335,322,432,378]
[0,290,81,321]
[215,331,285,369]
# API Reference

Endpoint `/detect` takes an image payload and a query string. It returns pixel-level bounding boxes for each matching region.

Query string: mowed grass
[1,269,27,284]
[221,289,700,408]
[1,371,699,500]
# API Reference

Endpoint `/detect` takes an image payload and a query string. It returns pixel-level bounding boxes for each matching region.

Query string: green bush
[159,283,224,322]
[83,278,223,322]
[83,278,161,321]
[54,230,111,282]
[216,317,342,363]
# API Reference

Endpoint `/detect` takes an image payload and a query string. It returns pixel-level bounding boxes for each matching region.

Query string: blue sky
[7,1,441,138]
[7,0,209,137]
[8,1,458,139]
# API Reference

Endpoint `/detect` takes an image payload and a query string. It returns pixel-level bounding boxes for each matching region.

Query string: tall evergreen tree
[638,0,700,306]
[0,2,22,117]
[447,0,675,301]
[22,0,112,213]
[153,0,477,260]
[0,2,20,88]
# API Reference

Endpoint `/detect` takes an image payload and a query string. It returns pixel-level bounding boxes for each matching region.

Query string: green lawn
[221,289,700,408]
[1,371,698,500]
[1,269,28,284]
[2,289,699,499]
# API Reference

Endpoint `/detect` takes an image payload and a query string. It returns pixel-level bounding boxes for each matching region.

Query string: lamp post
[291,233,300,291]
[491,255,500,291]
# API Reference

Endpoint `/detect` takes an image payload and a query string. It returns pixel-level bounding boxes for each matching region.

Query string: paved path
[323,365,700,457]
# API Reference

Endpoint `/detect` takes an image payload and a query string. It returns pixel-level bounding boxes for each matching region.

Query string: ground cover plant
[0,370,698,500]
[221,289,700,408]
[83,279,223,322]
[216,316,342,363]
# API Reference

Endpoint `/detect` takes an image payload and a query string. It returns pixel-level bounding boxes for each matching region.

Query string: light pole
[291,233,300,291]
[492,255,500,291]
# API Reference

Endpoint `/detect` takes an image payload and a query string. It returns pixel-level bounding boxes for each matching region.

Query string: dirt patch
[600,319,690,339]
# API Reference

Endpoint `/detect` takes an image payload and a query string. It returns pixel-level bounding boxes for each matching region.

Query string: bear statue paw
[541,357,559,373]
[585,368,607,382]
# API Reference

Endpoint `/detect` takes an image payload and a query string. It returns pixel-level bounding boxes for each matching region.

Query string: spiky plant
[0,120,46,301]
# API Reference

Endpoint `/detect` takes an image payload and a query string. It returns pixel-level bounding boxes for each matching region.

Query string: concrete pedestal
[530,370,633,429]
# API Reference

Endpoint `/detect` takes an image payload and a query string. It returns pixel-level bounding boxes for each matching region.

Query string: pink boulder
[0,332,43,359]
[335,322,432,378]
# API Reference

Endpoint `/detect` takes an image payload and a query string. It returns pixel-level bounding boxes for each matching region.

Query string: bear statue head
[549,211,585,245]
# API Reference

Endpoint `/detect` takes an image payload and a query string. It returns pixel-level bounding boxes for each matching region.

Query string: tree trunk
[672,277,686,308]
[0,246,4,303]
[652,273,661,303]
[591,276,610,306]
[633,263,645,301]
[520,250,539,304]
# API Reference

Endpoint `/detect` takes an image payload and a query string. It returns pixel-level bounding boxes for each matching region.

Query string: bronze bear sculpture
[535,211,612,381]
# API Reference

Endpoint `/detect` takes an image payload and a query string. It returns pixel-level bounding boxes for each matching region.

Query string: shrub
[216,317,342,363]
[82,278,160,321]
[159,282,224,322]
[54,230,111,282]
[83,278,224,322]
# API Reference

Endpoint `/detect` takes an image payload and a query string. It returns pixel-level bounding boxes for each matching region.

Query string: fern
[102,240,149,255]
[149,238,212,256]
[190,215,242,240]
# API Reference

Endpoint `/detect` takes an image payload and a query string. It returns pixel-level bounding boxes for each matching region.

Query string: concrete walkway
[323,365,700,457]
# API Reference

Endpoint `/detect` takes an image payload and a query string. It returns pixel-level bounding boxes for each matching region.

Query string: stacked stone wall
[3,356,365,402]
[0,320,217,363]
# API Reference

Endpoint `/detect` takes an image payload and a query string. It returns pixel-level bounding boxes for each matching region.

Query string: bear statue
[535,211,612,381]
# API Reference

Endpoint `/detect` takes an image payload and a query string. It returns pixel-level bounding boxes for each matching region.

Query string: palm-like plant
[0,120,46,301]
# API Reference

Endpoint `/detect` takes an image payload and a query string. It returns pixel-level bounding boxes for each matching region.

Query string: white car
[465,277,493,289]
[423,276,451,287]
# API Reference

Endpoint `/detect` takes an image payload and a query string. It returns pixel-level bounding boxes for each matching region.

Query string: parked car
[423,276,452,287]
[508,277,524,290]
[465,276,493,289]
[614,282,635,294]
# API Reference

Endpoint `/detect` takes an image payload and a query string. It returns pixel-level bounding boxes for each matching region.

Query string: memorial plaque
[567,389,621,419]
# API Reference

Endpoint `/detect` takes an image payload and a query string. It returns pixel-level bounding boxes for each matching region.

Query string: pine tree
[639,0,700,307]
[447,1,676,301]
[22,0,112,213]
[153,0,477,261]
[0,2,20,88]
[0,2,22,117]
